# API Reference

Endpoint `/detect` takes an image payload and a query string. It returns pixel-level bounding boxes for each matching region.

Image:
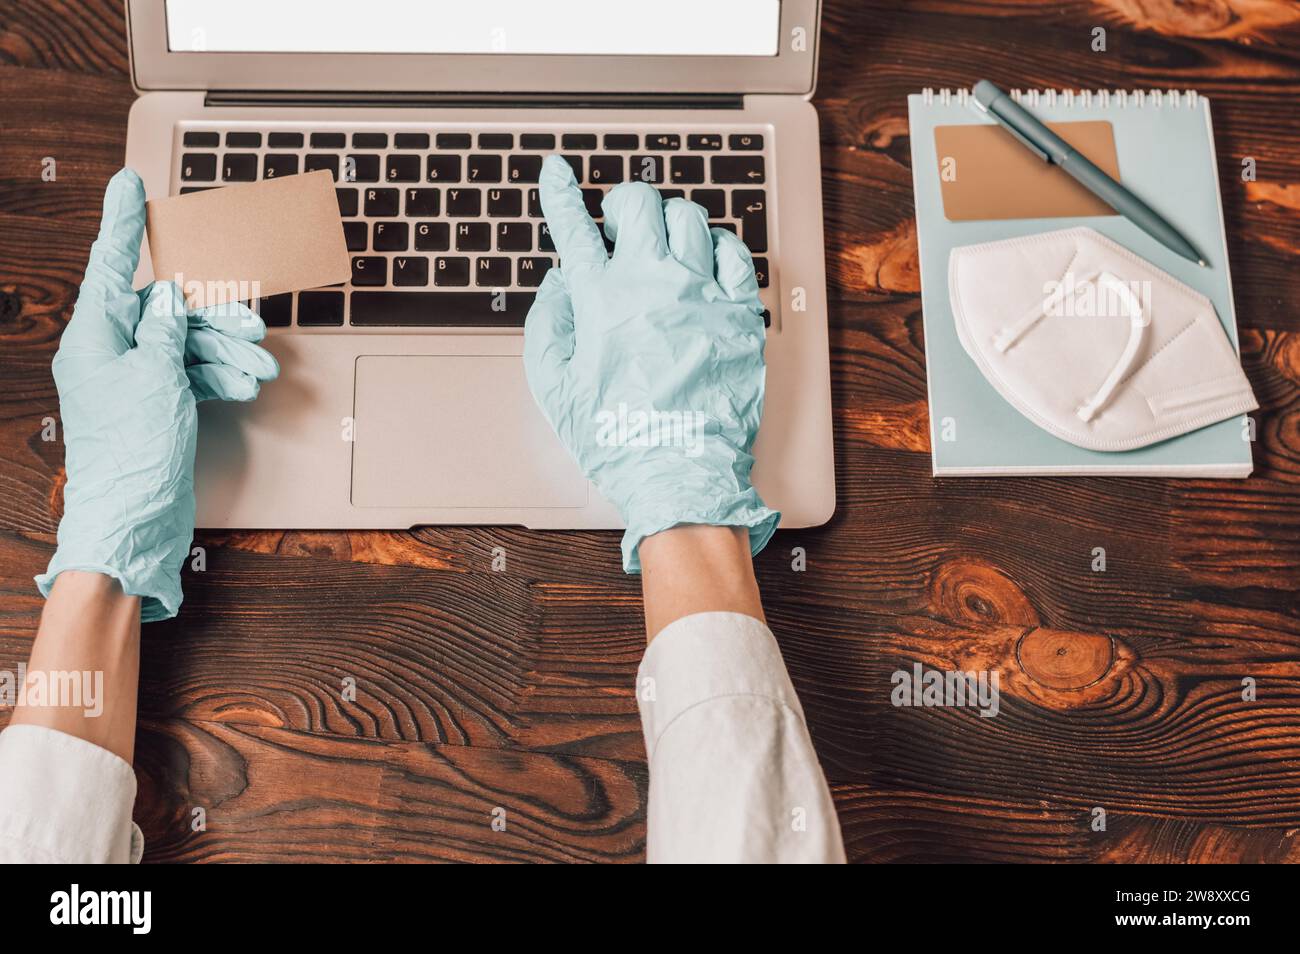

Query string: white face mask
[949,227,1257,452]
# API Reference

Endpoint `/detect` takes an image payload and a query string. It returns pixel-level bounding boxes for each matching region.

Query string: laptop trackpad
[351,355,587,509]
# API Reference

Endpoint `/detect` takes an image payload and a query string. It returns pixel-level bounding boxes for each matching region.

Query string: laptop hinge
[204,91,745,110]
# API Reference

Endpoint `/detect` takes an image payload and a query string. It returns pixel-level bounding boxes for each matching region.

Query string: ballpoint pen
[972,80,1207,267]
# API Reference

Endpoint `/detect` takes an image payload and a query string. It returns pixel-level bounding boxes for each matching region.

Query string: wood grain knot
[1016,628,1114,691]
[930,557,1039,627]
[0,291,21,324]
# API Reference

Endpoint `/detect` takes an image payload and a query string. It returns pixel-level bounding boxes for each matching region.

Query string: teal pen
[971,80,1207,267]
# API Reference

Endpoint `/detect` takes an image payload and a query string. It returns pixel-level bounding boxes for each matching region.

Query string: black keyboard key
[521,134,556,150]
[476,256,512,287]
[691,189,725,218]
[343,221,367,252]
[732,189,768,253]
[345,154,380,182]
[528,188,542,217]
[455,222,491,252]
[336,187,359,217]
[496,221,533,251]
[467,154,502,183]
[298,290,344,326]
[181,153,217,181]
[353,132,388,148]
[263,154,300,179]
[351,256,387,286]
[310,132,347,148]
[350,291,533,326]
[478,133,514,149]
[436,133,472,149]
[305,154,340,180]
[386,155,421,182]
[711,222,737,234]
[373,222,409,251]
[562,155,584,181]
[222,154,258,181]
[405,188,440,216]
[762,309,771,328]
[562,133,597,150]
[364,187,400,216]
[392,256,429,286]
[752,257,770,288]
[603,133,638,150]
[434,256,471,286]
[687,134,723,151]
[517,257,552,287]
[268,132,304,148]
[670,156,704,184]
[183,131,219,147]
[582,188,604,218]
[226,131,262,148]
[712,155,765,184]
[179,187,215,195]
[508,155,543,184]
[487,188,522,217]
[446,187,482,216]
[660,189,685,201]
[394,132,430,149]
[588,156,624,184]
[630,155,665,184]
[538,223,556,252]
[256,293,293,327]
[730,133,764,151]
[426,155,462,183]
[645,134,680,151]
[415,221,450,251]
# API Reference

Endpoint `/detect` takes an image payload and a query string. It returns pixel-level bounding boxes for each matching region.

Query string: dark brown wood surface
[1,0,1298,863]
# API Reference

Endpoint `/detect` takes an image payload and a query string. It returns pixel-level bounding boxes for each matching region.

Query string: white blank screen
[166,0,782,56]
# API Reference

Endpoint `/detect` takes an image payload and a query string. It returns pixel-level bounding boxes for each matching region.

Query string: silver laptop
[124,0,835,532]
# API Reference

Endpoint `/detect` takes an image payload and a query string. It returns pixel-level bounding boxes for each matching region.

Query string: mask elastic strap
[993,269,1100,353]
[1076,272,1147,423]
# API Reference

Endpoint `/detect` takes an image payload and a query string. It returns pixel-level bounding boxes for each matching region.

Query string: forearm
[639,524,765,641]
[11,570,141,763]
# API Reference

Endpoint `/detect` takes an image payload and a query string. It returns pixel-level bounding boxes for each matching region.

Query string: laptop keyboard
[175,126,774,330]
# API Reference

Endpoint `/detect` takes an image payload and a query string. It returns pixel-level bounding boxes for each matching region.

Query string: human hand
[524,155,778,571]
[35,169,279,620]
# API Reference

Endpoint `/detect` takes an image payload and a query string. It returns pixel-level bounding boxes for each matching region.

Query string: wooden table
[1,0,1297,863]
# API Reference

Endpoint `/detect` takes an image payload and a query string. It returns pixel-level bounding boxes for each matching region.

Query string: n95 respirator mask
[948,227,1257,452]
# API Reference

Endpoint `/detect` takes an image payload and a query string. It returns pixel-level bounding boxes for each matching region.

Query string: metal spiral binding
[922,87,1203,108]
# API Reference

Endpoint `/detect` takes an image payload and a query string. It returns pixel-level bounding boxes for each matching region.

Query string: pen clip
[1001,119,1052,163]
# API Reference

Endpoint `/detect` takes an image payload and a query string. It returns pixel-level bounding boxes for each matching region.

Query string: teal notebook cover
[908,88,1252,477]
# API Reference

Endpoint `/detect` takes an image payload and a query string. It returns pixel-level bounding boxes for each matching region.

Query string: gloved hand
[35,169,279,620]
[524,155,778,572]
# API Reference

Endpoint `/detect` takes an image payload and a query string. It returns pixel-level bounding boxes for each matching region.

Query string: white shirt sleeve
[0,724,143,864]
[636,611,845,863]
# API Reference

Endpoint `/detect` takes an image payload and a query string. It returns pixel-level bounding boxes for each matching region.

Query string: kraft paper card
[145,169,350,309]
[934,120,1122,221]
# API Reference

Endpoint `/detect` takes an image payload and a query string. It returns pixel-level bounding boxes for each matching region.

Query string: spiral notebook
[908,87,1253,477]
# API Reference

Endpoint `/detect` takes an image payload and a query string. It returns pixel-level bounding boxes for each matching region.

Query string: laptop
[123,0,835,533]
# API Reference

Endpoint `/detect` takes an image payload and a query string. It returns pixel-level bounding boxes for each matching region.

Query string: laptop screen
[165,0,782,57]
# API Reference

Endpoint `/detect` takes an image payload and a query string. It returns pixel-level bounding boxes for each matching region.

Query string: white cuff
[636,612,845,863]
[0,725,143,864]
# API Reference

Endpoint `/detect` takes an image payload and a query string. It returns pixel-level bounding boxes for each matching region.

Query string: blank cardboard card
[934,120,1121,221]
[145,170,350,309]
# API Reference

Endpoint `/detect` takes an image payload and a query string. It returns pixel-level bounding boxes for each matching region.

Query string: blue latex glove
[524,155,778,572]
[35,169,279,620]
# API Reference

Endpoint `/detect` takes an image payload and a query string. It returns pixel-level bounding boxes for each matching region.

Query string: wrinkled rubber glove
[524,155,779,572]
[35,169,279,621]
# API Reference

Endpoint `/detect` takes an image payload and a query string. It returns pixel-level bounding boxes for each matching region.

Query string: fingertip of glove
[541,153,577,188]
[107,167,146,200]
